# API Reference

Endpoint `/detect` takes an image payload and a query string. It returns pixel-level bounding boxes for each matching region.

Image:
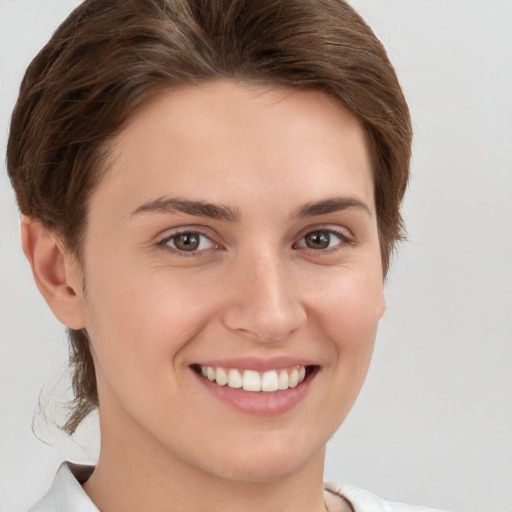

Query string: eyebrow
[294,196,372,218]
[130,197,241,222]
[130,195,371,222]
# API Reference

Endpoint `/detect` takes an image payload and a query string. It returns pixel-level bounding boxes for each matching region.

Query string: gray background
[1,1,511,511]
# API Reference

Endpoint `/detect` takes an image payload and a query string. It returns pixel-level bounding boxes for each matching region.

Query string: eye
[294,228,353,251]
[159,231,217,253]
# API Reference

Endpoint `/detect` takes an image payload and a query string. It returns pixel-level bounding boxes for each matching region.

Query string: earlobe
[21,216,85,330]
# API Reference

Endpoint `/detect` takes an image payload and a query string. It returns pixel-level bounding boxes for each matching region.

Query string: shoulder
[325,481,451,512]
[28,462,97,512]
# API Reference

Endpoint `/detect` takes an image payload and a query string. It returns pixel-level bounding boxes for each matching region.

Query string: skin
[23,81,385,512]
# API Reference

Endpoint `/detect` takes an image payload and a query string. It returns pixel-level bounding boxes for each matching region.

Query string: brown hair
[7,0,412,434]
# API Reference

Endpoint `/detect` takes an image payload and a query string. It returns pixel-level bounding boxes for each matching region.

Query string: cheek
[82,280,205,430]
[81,254,228,394]
[294,268,383,437]
[309,263,384,389]
[312,263,384,338]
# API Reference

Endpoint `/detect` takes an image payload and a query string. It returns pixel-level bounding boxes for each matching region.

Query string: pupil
[306,231,330,249]
[175,233,199,251]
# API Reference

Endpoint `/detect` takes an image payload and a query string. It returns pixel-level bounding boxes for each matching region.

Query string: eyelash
[157,227,355,256]
[293,227,355,254]
[157,229,218,257]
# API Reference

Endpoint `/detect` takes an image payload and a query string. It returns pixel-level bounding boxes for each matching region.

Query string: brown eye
[173,233,200,251]
[160,231,215,253]
[304,231,332,249]
[295,228,352,252]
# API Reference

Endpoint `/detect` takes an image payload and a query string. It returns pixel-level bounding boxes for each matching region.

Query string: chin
[190,432,326,484]
[208,457,313,484]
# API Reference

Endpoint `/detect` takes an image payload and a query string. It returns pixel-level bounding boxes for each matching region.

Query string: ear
[21,216,85,330]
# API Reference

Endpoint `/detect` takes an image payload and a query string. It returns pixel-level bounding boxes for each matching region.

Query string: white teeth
[278,370,289,390]
[227,368,243,388]
[289,367,299,388]
[215,367,228,386]
[243,370,261,392]
[261,370,279,392]
[198,365,309,392]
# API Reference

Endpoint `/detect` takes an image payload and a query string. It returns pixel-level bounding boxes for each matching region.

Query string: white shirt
[28,462,449,512]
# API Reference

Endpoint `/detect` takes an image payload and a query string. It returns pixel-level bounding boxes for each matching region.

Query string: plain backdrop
[1,1,511,511]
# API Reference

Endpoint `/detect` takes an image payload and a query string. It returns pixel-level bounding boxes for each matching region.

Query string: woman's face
[77,81,385,482]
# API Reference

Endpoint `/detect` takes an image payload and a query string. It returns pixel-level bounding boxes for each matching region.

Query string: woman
[6,1,447,511]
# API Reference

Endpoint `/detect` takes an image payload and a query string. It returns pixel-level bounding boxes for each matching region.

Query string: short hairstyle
[7,0,412,433]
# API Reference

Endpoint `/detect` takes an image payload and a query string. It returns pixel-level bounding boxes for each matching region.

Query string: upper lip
[191,356,316,371]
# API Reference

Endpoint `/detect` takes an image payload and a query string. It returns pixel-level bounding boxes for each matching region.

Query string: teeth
[289,367,299,388]
[261,370,279,392]
[243,370,261,392]
[278,370,289,390]
[215,367,228,386]
[198,365,308,392]
[227,368,243,388]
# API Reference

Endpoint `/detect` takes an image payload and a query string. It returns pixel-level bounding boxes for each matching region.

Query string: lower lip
[192,369,316,416]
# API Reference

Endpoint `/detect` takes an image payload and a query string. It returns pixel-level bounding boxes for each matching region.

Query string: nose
[220,249,307,343]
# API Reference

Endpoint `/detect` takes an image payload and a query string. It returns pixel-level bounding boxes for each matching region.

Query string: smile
[195,365,308,392]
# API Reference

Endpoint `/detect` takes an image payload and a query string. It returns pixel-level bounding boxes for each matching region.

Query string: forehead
[93,81,374,217]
